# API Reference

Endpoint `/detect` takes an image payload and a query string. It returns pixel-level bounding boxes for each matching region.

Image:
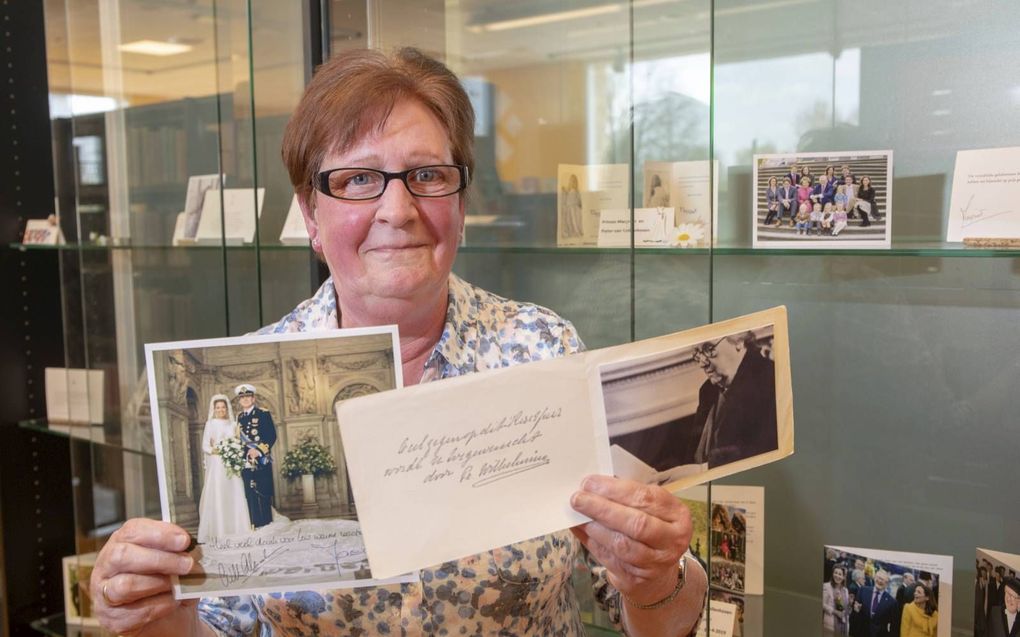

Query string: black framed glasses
[315,164,470,201]
[691,337,726,366]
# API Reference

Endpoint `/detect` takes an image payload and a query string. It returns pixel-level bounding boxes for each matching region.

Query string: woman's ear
[298,193,321,252]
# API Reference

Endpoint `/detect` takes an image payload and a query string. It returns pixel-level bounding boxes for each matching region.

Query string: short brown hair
[282,47,475,206]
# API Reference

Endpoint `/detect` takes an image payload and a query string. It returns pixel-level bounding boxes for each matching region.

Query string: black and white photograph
[599,322,787,492]
[145,327,417,598]
[752,151,893,249]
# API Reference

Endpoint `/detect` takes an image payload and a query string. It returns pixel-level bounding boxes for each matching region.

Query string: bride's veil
[206,393,235,422]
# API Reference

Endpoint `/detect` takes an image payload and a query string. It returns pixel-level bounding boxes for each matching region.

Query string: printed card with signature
[946,146,1020,241]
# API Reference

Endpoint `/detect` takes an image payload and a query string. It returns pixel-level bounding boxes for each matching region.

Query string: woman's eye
[415,169,437,182]
[347,172,374,186]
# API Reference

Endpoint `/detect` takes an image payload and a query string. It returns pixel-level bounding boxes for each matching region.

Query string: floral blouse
[198,274,697,636]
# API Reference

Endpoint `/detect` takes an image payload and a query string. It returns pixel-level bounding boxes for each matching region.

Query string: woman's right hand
[90,518,209,637]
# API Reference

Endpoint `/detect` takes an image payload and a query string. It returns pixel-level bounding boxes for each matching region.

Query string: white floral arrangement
[214,437,251,478]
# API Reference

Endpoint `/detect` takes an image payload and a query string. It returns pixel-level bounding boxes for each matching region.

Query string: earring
[311,237,322,251]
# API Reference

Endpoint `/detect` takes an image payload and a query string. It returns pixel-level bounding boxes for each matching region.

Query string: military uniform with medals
[235,384,277,529]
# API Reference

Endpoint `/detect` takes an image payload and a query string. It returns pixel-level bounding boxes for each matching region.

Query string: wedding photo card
[975,547,1020,637]
[337,306,792,579]
[643,160,719,248]
[145,327,416,599]
[823,545,953,637]
[752,151,893,249]
[946,146,1020,241]
[557,163,629,247]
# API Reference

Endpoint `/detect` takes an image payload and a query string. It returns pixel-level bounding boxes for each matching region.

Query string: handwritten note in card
[337,356,612,579]
[946,146,1020,241]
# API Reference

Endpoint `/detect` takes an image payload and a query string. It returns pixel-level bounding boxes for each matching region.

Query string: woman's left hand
[570,475,691,605]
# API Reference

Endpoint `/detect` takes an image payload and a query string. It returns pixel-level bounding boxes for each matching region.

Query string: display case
[8,0,1020,635]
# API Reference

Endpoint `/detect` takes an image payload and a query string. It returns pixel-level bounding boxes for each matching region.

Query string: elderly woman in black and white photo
[87,47,707,637]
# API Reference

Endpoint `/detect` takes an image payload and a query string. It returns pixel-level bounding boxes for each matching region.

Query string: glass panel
[711,1,1020,635]
[40,0,310,561]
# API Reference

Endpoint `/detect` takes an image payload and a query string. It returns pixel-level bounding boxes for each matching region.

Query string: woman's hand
[90,518,206,637]
[570,475,691,605]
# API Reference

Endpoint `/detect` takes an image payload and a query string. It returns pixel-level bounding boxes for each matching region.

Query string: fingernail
[580,476,595,491]
[571,491,587,509]
[179,556,194,573]
[178,533,194,551]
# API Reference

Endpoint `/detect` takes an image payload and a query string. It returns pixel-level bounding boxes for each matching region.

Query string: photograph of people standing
[235,383,277,529]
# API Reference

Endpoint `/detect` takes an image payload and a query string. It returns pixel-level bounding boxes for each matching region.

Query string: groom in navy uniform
[235,384,277,529]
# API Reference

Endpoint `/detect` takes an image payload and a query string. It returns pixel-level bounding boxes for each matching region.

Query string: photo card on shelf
[822,545,953,637]
[279,194,310,245]
[643,160,719,248]
[175,174,222,245]
[194,187,266,245]
[752,150,893,249]
[557,163,629,247]
[597,207,675,247]
[975,547,1020,637]
[145,327,416,598]
[63,552,100,626]
[946,146,1020,242]
[678,484,765,596]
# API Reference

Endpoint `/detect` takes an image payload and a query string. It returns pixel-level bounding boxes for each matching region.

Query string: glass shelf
[9,242,310,252]
[13,241,1019,257]
[31,612,106,637]
[19,420,155,458]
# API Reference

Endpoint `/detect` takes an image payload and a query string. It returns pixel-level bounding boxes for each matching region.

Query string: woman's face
[768,177,777,188]
[862,176,871,188]
[214,400,228,419]
[913,586,927,606]
[833,568,845,585]
[303,98,464,307]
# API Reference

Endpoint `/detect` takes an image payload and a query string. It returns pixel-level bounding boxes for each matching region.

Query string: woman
[196,395,249,543]
[824,165,835,184]
[796,176,814,226]
[561,173,584,238]
[800,164,814,186]
[648,172,670,208]
[764,176,780,226]
[89,48,706,637]
[901,583,938,637]
[841,173,856,212]
[822,565,850,636]
[855,175,877,225]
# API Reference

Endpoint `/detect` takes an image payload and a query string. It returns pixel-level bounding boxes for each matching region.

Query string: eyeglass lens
[325,165,462,200]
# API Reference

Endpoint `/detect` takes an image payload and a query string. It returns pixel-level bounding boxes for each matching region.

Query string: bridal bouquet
[214,437,250,478]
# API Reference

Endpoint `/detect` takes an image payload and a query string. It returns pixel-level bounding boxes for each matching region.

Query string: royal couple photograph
[196,384,283,545]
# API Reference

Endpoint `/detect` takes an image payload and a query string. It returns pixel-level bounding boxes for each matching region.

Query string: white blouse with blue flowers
[197,273,690,636]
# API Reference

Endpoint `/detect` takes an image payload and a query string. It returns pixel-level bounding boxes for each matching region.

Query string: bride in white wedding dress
[197,394,250,543]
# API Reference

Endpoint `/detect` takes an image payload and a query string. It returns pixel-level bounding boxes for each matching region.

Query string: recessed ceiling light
[118,39,193,56]
[474,5,622,32]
